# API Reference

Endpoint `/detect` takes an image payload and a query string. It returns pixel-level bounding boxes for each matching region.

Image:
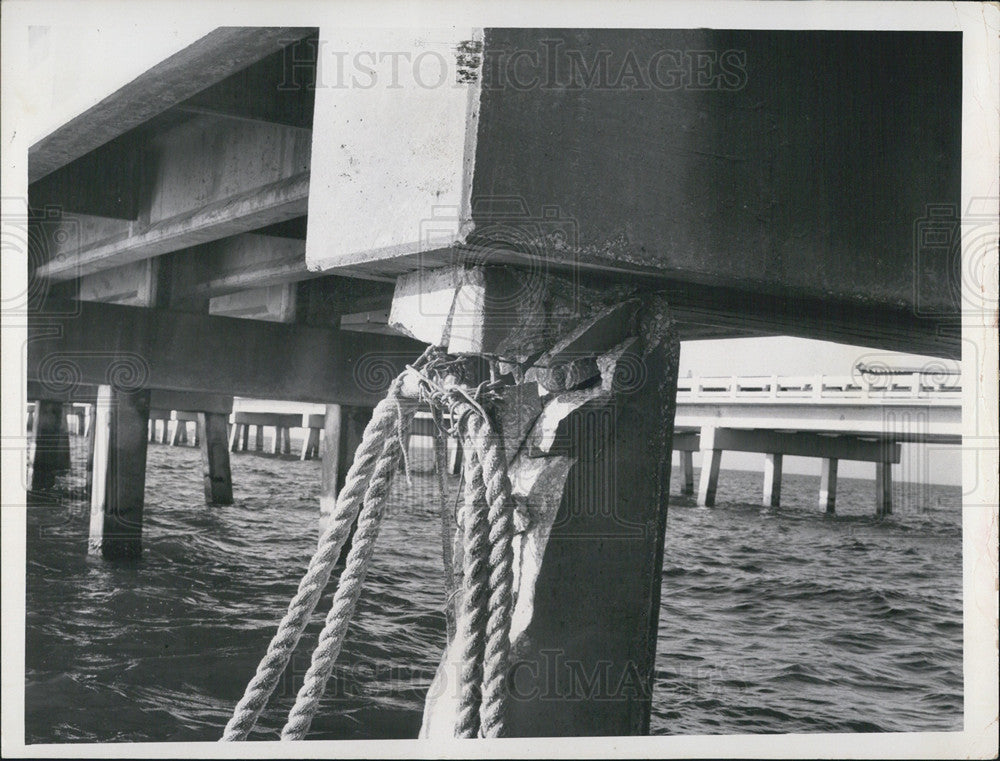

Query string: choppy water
[24,435,963,742]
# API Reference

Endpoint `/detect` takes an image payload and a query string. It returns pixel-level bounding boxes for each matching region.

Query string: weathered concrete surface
[420,289,679,736]
[472,29,960,315]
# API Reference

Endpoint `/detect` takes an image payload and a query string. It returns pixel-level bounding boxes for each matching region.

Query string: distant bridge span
[671,374,961,514]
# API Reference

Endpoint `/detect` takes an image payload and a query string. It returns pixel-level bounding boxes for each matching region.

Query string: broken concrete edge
[389,263,644,358]
[419,287,678,738]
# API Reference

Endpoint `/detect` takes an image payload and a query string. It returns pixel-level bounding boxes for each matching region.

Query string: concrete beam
[304,29,481,275]
[682,427,901,463]
[78,259,159,306]
[168,233,308,301]
[27,299,424,405]
[675,402,961,440]
[29,27,316,182]
[36,172,310,281]
[232,412,302,429]
[469,29,959,315]
[209,284,298,323]
[35,111,312,282]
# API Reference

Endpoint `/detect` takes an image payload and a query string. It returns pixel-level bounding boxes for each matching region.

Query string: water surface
[24,437,962,741]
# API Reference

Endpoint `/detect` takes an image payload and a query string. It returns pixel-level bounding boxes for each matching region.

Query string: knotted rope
[413,367,516,738]
[221,348,516,741]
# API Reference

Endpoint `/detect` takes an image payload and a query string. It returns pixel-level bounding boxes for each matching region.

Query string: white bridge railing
[676,373,962,404]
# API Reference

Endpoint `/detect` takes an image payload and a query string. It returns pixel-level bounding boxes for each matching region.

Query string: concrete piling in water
[69,405,87,436]
[169,416,188,446]
[763,453,783,507]
[680,450,695,495]
[88,386,150,560]
[696,427,723,507]
[446,437,462,475]
[30,400,72,491]
[300,415,324,460]
[198,413,234,505]
[875,461,893,517]
[84,404,97,497]
[320,404,374,514]
[820,457,838,513]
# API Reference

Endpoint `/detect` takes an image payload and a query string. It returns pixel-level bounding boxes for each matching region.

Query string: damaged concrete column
[391,265,679,737]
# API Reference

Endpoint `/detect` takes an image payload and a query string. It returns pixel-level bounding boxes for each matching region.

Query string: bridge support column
[300,416,323,460]
[84,404,97,497]
[89,385,150,560]
[697,426,722,507]
[819,458,838,513]
[446,438,462,475]
[30,400,71,490]
[70,406,87,436]
[170,416,189,446]
[396,432,412,472]
[404,267,679,737]
[680,450,695,495]
[199,413,234,505]
[254,425,264,452]
[320,404,373,514]
[763,453,783,507]
[301,428,320,460]
[875,462,892,517]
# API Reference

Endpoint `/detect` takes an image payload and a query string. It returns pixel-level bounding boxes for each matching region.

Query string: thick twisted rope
[454,441,490,738]
[281,397,417,739]
[221,373,413,741]
[457,410,515,738]
[409,363,517,739]
[222,350,516,742]
[432,429,457,642]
